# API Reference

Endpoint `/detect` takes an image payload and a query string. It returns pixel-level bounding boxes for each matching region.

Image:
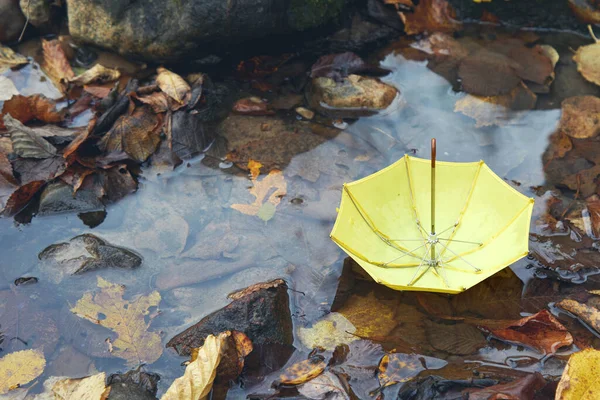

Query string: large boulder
[66,0,348,61]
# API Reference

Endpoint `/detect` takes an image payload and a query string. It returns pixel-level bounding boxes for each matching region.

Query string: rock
[66,0,348,61]
[107,368,160,400]
[14,276,38,286]
[0,0,26,43]
[167,279,294,359]
[308,74,398,118]
[296,107,315,120]
[38,181,104,216]
[38,233,142,282]
[19,0,51,28]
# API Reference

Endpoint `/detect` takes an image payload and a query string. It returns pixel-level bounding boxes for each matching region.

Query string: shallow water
[2,26,600,397]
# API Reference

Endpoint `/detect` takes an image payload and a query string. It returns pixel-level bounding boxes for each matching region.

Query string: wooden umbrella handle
[431,138,436,168]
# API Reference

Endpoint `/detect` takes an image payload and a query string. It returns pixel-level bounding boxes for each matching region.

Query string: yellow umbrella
[330,139,534,294]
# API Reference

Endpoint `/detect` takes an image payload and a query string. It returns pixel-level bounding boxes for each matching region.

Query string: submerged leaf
[43,372,110,399]
[156,67,190,104]
[556,348,600,400]
[378,353,447,388]
[70,277,163,366]
[399,0,461,35]
[458,50,521,96]
[425,321,486,355]
[574,36,600,86]
[230,170,287,221]
[4,115,57,159]
[298,371,350,400]
[69,64,121,86]
[559,96,600,139]
[274,356,327,386]
[0,349,46,394]
[464,372,546,400]
[557,298,600,336]
[41,39,75,94]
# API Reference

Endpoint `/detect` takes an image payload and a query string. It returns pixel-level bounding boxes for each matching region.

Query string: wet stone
[14,276,38,286]
[107,368,160,400]
[38,233,142,282]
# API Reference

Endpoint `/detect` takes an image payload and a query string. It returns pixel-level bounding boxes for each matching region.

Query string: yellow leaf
[161,333,226,400]
[70,277,163,366]
[0,349,46,394]
[297,312,357,350]
[274,357,327,386]
[248,159,263,180]
[231,170,287,221]
[69,64,121,86]
[156,67,190,104]
[0,44,28,74]
[556,348,600,399]
[574,27,600,87]
[42,372,111,400]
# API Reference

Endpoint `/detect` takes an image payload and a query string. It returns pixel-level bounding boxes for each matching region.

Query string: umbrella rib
[437,240,481,272]
[405,155,428,243]
[407,243,431,286]
[439,161,483,257]
[383,242,428,266]
[343,185,422,260]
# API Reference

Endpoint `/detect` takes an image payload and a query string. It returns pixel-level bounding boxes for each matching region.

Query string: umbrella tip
[529,198,535,204]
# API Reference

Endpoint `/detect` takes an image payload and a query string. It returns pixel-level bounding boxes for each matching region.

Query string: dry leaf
[156,67,190,104]
[161,333,226,400]
[70,276,163,366]
[99,106,161,162]
[0,44,28,74]
[132,91,170,113]
[454,82,537,127]
[3,180,45,216]
[557,298,600,335]
[399,0,461,36]
[4,114,58,159]
[0,349,46,394]
[556,349,600,399]
[0,94,65,130]
[41,39,75,94]
[230,170,287,221]
[69,64,121,86]
[574,29,600,86]
[559,96,600,139]
[42,372,111,399]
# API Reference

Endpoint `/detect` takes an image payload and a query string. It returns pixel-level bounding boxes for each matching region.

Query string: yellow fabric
[330,155,533,294]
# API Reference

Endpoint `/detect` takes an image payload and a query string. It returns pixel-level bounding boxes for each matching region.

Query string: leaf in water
[454,82,537,127]
[506,44,554,86]
[274,356,327,386]
[171,111,214,160]
[69,64,121,86]
[476,309,573,355]
[544,131,573,162]
[3,180,45,216]
[425,321,486,355]
[161,333,226,400]
[298,312,358,350]
[378,352,447,388]
[298,371,350,400]
[0,349,46,394]
[556,348,600,400]
[574,31,600,87]
[231,169,287,222]
[232,97,274,116]
[0,76,19,101]
[336,292,397,337]
[41,39,75,94]
[0,44,28,74]
[0,94,65,129]
[132,91,170,113]
[99,106,161,162]
[310,52,389,81]
[556,298,600,335]
[559,96,600,139]
[70,276,163,366]
[156,67,190,104]
[399,0,461,35]
[4,115,58,159]
[458,50,521,96]
[41,372,111,399]
[13,156,66,185]
[464,372,546,400]
[134,213,189,257]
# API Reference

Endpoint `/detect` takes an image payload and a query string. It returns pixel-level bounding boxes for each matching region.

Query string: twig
[18,0,30,43]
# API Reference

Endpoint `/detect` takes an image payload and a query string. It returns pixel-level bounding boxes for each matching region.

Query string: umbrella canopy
[330,139,534,294]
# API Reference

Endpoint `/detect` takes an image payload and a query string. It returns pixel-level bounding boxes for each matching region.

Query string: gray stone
[66,0,348,61]
[0,0,26,43]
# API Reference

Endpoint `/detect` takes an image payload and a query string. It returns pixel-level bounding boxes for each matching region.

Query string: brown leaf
[4,114,58,159]
[464,372,546,400]
[557,298,600,335]
[476,309,573,355]
[425,321,487,355]
[3,180,45,216]
[458,50,521,96]
[0,94,65,130]
[232,97,274,116]
[0,153,17,185]
[156,67,190,104]
[13,156,66,185]
[544,131,573,162]
[274,356,327,386]
[84,83,115,99]
[507,44,554,85]
[41,39,75,94]
[171,111,213,160]
[0,44,28,74]
[69,64,121,86]
[99,106,161,162]
[559,96,600,139]
[574,39,600,86]
[132,91,170,113]
[63,117,96,159]
[399,0,461,36]
[378,353,447,388]
[585,194,600,237]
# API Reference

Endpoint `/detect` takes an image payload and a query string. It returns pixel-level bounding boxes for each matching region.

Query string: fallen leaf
[574,29,600,86]
[69,64,121,86]
[41,39,75,94]
[584,195,600,237]
[42,372,111,399]
[544,131,573,161]
[161,333,226,400]
[310,52,389,81]
[232,97,274,116]
[336,292,396,338]
[559,96,600,139]
[230,169,287,221]
[3,180,45,216]
[1,94,65,129]
[425,321,487,355]
[99,106,161,162]
[63,117,96,159]
[399,0,461,35]
[12,156,66,184]
[297,312,358,350]
[4,115,58,159]
[132,91,170,113]
[378,352,447,388]
[556,348,600,399]
[464,372,546,400]
[298,371,350,400]
[248,159,263,180]
[84,83,114,99]
[557,298,600,335]
[70,276,163,366]
[458,50,521,96]
[0,153,17,185]
[0,349,46,394]
[273,356,327,386]
[171,111,214,160]
[454,82,537,127]
[156,67,190,104]
[0,76,19,101]
[476,309,573,355]
[507,44,554,85]
[0,44,28,74]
